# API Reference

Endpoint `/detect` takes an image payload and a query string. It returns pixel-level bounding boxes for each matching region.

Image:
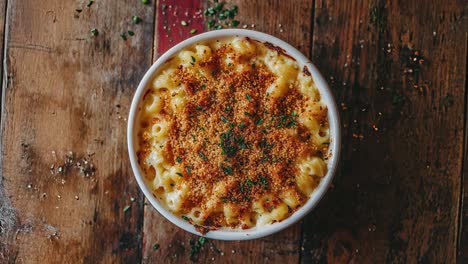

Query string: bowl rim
[127,29,341,241]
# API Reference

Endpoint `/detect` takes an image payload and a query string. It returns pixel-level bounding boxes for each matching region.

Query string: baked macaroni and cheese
[137,37,330,231]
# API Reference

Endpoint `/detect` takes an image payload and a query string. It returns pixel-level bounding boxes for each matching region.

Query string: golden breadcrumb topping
[138,39,329,229]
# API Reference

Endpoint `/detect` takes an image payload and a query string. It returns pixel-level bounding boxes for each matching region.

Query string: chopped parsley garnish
[87,1,94,8]
[292,111,298,116]
[142,0,150,5]
[181,20,188,26]
[198,237,207,245]
[128,30,135,36]
[238,121,246,129]
[190,29,198,34]
[224,106,231,112]
[259,176,269,190]
[207,19,216,28]
[231,20,240,27]
[244,112,254,117]
[214,3,224,11]
[221,197,229,203]
[176,172,183,177]
[220,115,229,123]
[182,216,190,221]
[90,28,99,36]
[245,178,255,187]
[256,118,264,126]
[197,151,208,161]
[153,243,160,250]
[245,94,252,101]
[274,113,297,128]
[120,33,127,40]
[221,164,233,175]
[186,165,193,174]
[161,4,167,11]
[123,205,131,213]
[132,16,142,24]
[189,237,208,261]
[214,25,223,30]
[176,157,182,163]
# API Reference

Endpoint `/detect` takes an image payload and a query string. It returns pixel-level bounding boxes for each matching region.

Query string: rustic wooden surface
[0,0,467,263]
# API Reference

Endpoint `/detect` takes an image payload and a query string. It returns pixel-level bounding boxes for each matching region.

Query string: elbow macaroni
[137,37,331,231]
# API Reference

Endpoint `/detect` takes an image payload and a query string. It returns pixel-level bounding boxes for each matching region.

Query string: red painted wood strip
[156,0,205,56]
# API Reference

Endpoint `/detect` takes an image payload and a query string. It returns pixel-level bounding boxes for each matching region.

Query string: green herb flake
[221,196,229,203]
[214,25,223,30]
[218,13,227,20]
[161,4,167,11]
[198,151,208,161]
[245,94,252,101]
[220,116,229,123]
[224,106,231,112]
[259,176,269,190]
[189,237,208,261]
[181,20,188,26]
[231,20,240,27]
[292,111,297,116]
[190,28,198,34]
[221,164,233,175]
[87,1,94,8]
[186,165,193,174]
[90,28,99,36]
[191,56,196,63]
[207,20,216,28]
[214,3,224,11]
[120,33,127,40]
[142,0,150,5]
[231,6,238,14]
[153,243,160,250]
[245,178,255,187]
[256,118,264,126]
[132,16,142,24]
[198,237,207,245]
[128,30,135,36]
[176,172,183,177]
[123,205,131,213]
[182,215,190,221]
[176,157,182,163]
[238,121,246,129]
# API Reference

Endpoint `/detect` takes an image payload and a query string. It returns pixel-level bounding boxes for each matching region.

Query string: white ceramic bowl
[127,29,341,240]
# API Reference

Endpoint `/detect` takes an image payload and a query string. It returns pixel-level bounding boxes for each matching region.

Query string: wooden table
[0,0,467,263]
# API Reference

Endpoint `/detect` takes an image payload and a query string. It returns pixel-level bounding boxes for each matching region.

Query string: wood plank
[458,29,468,262]
[0,0,6,109]
[0,0,155,262]
[143,0,313,263]
[301,0,468,263]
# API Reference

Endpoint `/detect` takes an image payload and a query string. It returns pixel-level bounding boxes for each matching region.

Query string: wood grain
[301,0,468,263]
[142,0,313,263]
[0,0,154,262]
